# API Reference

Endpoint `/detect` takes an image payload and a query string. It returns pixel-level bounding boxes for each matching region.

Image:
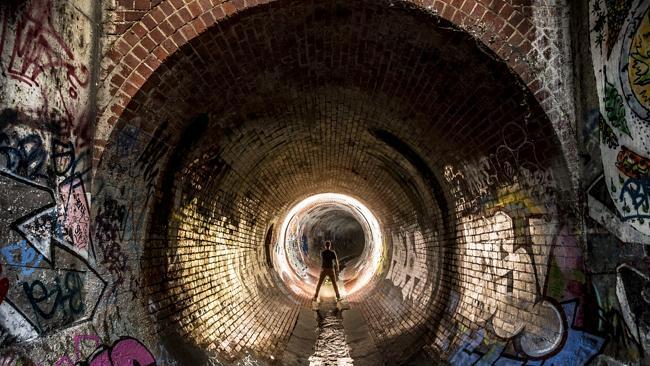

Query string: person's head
[324,240,332,249]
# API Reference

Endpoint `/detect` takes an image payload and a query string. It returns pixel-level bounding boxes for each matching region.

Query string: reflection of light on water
[208,352,268,366]
[309,302,354,366]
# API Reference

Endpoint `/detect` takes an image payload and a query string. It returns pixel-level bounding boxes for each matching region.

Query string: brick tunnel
[1,0,650,365]
[95,1,572,363]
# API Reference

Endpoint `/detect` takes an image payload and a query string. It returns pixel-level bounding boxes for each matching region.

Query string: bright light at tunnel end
[276,193,383,298]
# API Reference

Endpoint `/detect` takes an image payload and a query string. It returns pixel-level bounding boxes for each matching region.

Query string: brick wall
[6,0,650,364]
[91,2,574,362]
[96,0,577,173]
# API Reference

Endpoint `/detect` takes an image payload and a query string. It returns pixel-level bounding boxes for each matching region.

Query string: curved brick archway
[96,0,551,165]
[89,0,580,363]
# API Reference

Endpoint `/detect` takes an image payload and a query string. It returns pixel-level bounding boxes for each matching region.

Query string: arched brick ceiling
[94,0,571,363]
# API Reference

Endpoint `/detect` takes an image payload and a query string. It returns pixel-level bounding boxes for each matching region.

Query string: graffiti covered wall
[0,0,648,365]
[586,0,650,364]
[591,0,650,236]
[0,1,163,365]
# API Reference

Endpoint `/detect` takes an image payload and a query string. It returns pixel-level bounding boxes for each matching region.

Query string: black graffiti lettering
[0,132,47,180]
[23,272,85,320]
[51,137,91,184]
[95,196,130,293]
[51,138,75,176]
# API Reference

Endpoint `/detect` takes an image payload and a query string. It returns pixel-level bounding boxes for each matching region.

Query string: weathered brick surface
[92,3,572,361]
[3,0,650,364]
[97,0,578,171]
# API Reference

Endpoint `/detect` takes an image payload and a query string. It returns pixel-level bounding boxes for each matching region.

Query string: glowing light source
[275,193,383,297]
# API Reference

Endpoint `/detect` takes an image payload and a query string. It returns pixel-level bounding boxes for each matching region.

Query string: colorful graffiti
[0,170,106,337]
[449,300,605,365]
[591,0,650,235]
[50,333,101,366]
[1,240,44,276]
[458,211,566,358]
[0,0,127,347]
[85,337,156,366]
[587,3,650,357]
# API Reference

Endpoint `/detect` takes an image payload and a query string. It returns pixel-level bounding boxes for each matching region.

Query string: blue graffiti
[449,301,604,366]
[301,234,308,254]
[539,301,605,365]
[619,177,650,221]
[1,240,43,276]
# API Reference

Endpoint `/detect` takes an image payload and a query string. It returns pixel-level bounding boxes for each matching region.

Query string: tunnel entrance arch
[96,0,554,159]
[92,0,577,364]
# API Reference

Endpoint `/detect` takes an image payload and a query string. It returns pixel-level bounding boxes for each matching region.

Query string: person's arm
[335,252,340,277]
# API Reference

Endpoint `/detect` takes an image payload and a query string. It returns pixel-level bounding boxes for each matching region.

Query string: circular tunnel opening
[276,193,383,298]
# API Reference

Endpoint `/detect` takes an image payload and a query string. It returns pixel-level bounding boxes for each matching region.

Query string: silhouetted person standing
[313,240,341,301]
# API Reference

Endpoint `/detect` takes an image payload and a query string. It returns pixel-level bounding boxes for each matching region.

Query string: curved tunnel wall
[0,0,649,365]
[97,0,573,363]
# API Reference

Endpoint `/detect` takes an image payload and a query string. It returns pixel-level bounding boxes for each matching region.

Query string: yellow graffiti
[628,7,650,109]
[495,186,545,215]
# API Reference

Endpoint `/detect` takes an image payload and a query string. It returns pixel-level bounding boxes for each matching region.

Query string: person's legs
[325,269,341,300]
[313,270,327,300]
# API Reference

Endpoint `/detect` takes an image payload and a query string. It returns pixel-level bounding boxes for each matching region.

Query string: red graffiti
[6,0,89,96]
[87,338,156,366]
[617,146,650,179]
[0,262,7,305]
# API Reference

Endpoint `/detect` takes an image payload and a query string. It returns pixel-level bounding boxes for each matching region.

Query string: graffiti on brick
[460,211,565,357]
[449,300,605,365]
[92,121,173,296]
[386,230,433,304]
[443,122,556,215]
[94,196,129,295]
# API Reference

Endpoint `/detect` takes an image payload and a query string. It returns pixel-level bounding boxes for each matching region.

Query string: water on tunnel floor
[309,300,354,366]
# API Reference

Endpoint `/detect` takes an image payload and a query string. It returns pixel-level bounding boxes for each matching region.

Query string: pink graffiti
[59,178,91,254]
[6,0,89,96]
[52,334,101,366]
[87,338,156,366]
[554,226,588,327]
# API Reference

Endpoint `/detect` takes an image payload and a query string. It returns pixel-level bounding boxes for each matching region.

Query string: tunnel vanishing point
[0,0,650,365]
